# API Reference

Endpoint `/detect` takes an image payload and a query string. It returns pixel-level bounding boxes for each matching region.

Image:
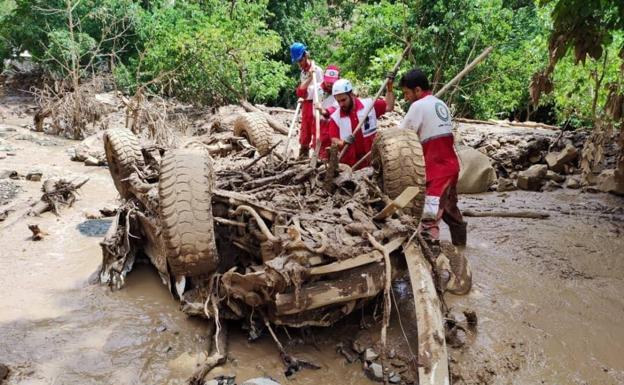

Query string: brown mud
[1,96,624,385]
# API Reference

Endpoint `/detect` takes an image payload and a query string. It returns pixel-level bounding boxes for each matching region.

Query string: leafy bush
[116,1,288,105]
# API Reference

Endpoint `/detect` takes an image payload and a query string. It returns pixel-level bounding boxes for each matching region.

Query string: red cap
[323,65,340,84]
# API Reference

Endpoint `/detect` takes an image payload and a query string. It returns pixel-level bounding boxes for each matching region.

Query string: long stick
[310,62,322,168]
[338,44,412,162]
[367,233,393,385]
[351,150,372,170]
[435,46,493,98]
[283,99,303,159]
[245,140,282,170]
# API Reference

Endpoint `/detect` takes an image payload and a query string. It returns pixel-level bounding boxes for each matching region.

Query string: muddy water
[1,104,624,384]
[0,114,368,384]
[448,191,624,385]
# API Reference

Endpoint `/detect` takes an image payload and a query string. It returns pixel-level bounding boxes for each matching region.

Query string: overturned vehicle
[98,112,472,384]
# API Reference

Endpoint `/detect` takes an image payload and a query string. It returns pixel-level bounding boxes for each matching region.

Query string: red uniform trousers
[420,174,464,241]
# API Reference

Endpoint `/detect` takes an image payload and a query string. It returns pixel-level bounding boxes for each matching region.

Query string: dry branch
[28,177,89,216]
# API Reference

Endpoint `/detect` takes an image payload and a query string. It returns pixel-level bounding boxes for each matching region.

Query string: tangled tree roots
[28,177,89,216]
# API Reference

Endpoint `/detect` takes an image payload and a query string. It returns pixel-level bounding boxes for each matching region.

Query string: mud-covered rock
[496,178,517,192]
[389,372,401,383]
[84,156,102,166]
[523,164,548,178]
[516,165,547,191]
[545,144,578,172]
[457,146,496,194]
[26,171,42,181]
[364,348,379,362]
[595,169,624,195]
[72,132,105,163]
[365,362,384,381]
[545,170,566,183]
[565,176,581,189]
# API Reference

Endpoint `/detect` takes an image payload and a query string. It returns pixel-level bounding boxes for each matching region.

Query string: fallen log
[462,209,549,219]
[501,120,559,130]
[403,242,450,385]
[257,105,296,114]
[454,117,496,125]
[240,100,289,135]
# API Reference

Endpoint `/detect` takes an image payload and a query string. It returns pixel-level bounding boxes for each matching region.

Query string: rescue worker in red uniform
[316,65,340,159]
[290,42,324,158]
[398,69,467,246]
[322,77,395,167]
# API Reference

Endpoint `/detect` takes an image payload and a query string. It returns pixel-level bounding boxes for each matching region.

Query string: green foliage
[0,0,15,66]
[542,0,624,64]
[471,5,549,119]
[550,34,624,124]
[1,0,621,122]
[327,0,517,116]
[44,30,96,75]
[116,1,288,105]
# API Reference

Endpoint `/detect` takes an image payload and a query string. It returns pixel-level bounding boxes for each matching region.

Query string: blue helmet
[290,42,307,63]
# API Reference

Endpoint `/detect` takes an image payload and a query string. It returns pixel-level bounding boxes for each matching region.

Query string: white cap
[332,79,353,96]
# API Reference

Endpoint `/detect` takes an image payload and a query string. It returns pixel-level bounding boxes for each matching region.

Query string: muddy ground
[1,95,623,385]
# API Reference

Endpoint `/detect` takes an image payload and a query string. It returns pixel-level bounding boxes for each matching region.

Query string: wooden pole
[310,62,322,168]
[435,46,493,98]
[283,99,303,159]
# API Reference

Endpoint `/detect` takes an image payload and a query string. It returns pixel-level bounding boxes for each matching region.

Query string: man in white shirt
[398,69,466,246]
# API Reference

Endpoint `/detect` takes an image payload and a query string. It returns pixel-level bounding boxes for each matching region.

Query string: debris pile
[98,122,469,385]
[457,122,622,194]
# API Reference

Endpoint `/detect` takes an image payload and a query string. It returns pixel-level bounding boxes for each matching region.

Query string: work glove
[386,71,397,81]
[344,134,355,145]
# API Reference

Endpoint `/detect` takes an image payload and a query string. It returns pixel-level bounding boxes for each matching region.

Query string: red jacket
[323,97,387,166]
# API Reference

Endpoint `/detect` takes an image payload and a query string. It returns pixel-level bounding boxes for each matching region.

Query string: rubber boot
[449,221,467,246]
[298,146,309,159]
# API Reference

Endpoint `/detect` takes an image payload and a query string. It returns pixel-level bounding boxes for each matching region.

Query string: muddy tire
[159,149,219,277]
[371,129,426,220]
[103,128,145,199]
[234,112,273,156]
